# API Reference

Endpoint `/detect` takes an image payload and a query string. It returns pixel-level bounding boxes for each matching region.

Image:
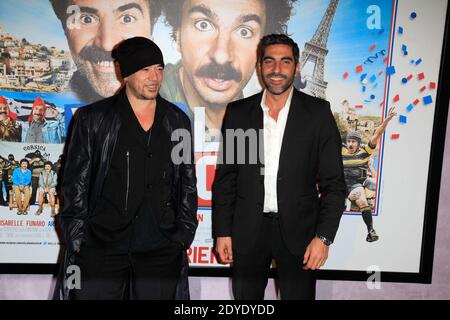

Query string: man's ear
[295,62,301,76]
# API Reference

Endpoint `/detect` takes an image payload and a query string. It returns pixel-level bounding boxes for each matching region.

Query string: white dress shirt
[261,87,294,213]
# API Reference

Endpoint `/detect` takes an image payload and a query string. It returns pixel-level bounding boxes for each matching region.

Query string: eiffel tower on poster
[297,0,339,99]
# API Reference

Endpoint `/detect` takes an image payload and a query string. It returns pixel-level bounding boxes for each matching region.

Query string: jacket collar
[253,88,306,172]
[116,87,169,149]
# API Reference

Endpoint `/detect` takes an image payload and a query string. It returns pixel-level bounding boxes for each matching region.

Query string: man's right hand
[215,237,233,264]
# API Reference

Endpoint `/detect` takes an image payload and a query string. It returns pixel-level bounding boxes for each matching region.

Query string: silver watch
[316,234,332,246]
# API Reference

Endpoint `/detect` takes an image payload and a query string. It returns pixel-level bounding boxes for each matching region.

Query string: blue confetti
[415,58,422,65]
[407,104,414,112]
[370,94,375,100]
[402,77,408,84]
[362,86,366,92]
[411,12,417,19]
[423,95,433,105]
[386,66,396,75]
[373,83,378,89]
[398,26,404,34]
[402,44,407,52]
[399,115,407,123]
[378,28,385,35]
[360,73,367,82]
[370,74,377,83]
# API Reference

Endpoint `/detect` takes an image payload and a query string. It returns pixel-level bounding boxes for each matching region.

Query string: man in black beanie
[54,36,198,300]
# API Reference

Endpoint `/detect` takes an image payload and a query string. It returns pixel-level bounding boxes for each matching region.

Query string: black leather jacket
[53,89,198,299]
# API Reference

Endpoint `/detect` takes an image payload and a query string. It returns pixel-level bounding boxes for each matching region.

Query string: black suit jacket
[212,89,346,256]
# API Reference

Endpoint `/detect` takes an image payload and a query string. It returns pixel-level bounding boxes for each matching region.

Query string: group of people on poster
[0,151,62,215]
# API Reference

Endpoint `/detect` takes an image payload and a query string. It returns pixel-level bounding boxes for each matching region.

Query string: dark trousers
[70,242,183,300]
[232,214,316,300]
[30,176,39,205]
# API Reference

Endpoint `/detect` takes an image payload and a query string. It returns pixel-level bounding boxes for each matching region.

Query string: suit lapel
[278,89,305,177]
[251,93,264,168]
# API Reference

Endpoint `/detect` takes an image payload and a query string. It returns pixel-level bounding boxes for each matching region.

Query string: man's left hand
[303,237,329,270]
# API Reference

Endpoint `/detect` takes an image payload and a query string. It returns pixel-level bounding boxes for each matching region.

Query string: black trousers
[30,176,39,205]
[232,214,316,300]
[70,242,183,300]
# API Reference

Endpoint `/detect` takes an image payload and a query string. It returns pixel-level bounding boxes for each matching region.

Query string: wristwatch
[316,234,333,246]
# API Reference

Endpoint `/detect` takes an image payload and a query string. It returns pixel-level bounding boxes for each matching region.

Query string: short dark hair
[44,161,53,167]
[49,0,162,30]
[162,0,297,42]
[19,159,29,166]
[257,33,300,64]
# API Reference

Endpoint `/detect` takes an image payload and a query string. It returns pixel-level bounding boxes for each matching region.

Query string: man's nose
[273,61,282,74]
[209,31,234,65]
[146,68,160,81]
[94,18,122,53]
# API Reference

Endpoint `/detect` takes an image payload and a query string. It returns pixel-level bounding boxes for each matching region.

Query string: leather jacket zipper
[125,151,130,213]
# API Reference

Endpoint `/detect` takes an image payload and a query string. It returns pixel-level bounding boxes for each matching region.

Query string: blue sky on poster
[0,0,69,50]
[288,0,393,114]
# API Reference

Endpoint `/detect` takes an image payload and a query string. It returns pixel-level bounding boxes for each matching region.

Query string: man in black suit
[212,34,346,300]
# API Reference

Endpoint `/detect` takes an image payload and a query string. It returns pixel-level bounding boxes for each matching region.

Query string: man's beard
[262,71,295,96]
[74,45,122,98]
[33,115,44,122]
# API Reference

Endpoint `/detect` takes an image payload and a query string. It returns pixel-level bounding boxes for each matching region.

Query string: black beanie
[112,37,164,78]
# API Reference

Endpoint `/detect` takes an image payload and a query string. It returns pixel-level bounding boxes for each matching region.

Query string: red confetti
[355,105,363,109]
[383,57,389,64]
[420,86,426,92]
[343,72,349,79]
[378,70,384,76]
[356,65,363,73]
[370,44,377,51]
[407,74,414,81]
[391,134,400,139]
[430,82,436,89]
[393,94,400,102]
[413,99,420,106]
[418,72,425,80]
